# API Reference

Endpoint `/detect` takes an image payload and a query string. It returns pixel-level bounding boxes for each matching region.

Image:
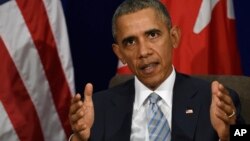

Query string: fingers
[214,99,236,124]
[217,83,233,105]
[211,81,236,123]
[70,94,82,114]
[71,107,84,122]
[73,121,88,132]
[69,83,94,139]
[69,83,93,116]
[69,94,84,130]
[216,96,235,118]
[72,93,82,103]
[69,83,94,141]
[69,101,89,134]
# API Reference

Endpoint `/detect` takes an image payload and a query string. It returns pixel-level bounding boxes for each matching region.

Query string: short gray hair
[112,0,172,42]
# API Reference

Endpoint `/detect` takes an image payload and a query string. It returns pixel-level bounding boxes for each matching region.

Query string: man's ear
[170,26,181,48]
[112,43,126,64]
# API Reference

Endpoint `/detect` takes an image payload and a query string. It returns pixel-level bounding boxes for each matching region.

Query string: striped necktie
[147,93,171,141]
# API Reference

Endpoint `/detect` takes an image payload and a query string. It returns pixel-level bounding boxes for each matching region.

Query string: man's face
[113,8,180,90]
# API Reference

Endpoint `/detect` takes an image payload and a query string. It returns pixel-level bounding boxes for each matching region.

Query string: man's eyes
[121,31,160,47]
[148,32,159,39]
[123,38,135,46]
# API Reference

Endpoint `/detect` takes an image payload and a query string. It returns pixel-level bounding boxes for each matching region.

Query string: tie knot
[149,93,160,104]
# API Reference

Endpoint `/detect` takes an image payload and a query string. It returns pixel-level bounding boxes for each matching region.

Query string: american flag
[0,0,75,141]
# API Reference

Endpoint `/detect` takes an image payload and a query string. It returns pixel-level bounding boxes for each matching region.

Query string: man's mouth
[140,62,159,74]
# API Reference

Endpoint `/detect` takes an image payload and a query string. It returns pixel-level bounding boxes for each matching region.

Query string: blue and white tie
[147,93,171,141]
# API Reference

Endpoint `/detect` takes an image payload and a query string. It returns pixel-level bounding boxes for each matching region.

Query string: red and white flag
[116,60,132,75]
[162,0,242,75]
[0,0,75,141]
[116,0,242,75]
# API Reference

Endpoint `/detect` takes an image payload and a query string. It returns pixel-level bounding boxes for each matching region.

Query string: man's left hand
[210,81,236,141]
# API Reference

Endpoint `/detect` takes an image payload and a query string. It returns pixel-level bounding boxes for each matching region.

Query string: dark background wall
[64,0,122,93]
[234,1,250,77]
[63,0,250,93]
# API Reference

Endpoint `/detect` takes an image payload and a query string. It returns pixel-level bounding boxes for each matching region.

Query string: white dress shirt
[130,69,176,141]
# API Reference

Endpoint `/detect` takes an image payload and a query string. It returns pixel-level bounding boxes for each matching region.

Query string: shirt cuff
[68,134,74,141]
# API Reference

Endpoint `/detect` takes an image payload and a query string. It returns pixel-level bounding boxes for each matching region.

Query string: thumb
[211,81,220,95]
[84,83,93,103]
[211,81,220,107]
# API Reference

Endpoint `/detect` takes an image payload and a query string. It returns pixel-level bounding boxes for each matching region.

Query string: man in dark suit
[68,0,245,141]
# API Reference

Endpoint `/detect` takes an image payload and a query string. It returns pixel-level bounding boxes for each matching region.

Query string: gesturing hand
[210,81,236,141]
[69,83,94,141]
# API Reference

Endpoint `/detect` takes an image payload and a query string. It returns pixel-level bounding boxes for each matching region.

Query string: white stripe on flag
[43,0,75,95]
[0,1,66,141]
[193,0,219,34]
[227,0,235,19]
[0,101,20,141]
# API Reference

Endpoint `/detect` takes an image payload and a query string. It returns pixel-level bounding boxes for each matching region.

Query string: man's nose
[138,41,152,59]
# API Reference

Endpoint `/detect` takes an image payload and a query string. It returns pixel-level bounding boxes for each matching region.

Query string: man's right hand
[69,83,94,141]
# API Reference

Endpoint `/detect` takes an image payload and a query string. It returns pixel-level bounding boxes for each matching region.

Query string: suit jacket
[90,73,245,141]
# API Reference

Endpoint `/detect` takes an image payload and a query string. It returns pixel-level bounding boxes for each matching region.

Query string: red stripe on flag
[16,0,72,137]
[0,37,44,141]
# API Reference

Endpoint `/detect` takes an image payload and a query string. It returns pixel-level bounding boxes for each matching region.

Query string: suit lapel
[105,79,135,141]
[172,73,201,141]
[103,73,203,140]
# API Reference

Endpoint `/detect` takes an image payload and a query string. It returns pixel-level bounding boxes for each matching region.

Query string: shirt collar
[134,68,176,110]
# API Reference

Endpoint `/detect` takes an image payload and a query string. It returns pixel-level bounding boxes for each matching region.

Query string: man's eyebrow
[145,28,161,35]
